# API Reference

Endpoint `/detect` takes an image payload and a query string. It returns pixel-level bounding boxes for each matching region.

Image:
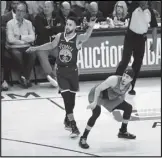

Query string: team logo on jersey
[59,49,72,63]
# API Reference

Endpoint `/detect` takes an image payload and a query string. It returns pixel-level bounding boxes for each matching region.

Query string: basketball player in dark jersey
[79,69,136,149]
[26,12,97,138]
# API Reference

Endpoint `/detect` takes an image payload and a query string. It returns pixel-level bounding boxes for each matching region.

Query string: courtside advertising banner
[77,34,161,74]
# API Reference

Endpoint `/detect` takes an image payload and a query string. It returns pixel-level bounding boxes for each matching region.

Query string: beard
[121,80,127,86]
[65,29,73,35]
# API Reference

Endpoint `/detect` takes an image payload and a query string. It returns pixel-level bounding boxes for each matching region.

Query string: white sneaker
[47,75,58,87]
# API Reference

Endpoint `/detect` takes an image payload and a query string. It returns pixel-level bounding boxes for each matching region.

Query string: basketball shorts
[56,66,79,93]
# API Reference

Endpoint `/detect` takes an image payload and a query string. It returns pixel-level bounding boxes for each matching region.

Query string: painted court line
[47,98,65,110]
[1,95,87,102]
[2,96,66,111]
[2,138,100,157]
[1,89,160,102]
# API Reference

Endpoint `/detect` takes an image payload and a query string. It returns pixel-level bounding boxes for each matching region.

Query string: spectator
[1,1,6,16]
[2,1,31,31]
[6,3,36,88]
[2,1,20,21]
[54,1,71,12]
[35,1,64,45]
[35,1,63,87]
[71,1,88,18]
[56,1,71,26]
[151,1,161,17]
[112,1,128,27]
[148,1,161,19]
[53,1,61,13]
[153,9,161,19]
[81,2,104,23]
[98,1,117,18]
[26,1,45,18]
[71,1,86,8]
[4,1,12,14]
[125,1,132,8]
[1,43,11,91]
[4,1,28,14]
[1,1,21,90]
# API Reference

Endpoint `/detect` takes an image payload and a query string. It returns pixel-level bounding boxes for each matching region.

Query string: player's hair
[67,11,79,25]
[124,69,135,78]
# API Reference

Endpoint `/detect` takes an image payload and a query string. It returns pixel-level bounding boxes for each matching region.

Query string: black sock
[70,92,76,111]
[64,114,68,123]
[120,123,127,133]
[82,129,90,139]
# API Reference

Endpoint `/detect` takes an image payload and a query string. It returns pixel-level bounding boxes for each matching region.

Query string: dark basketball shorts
[56,66,79,93]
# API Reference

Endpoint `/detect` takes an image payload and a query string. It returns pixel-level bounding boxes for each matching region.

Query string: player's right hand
[26,46,37,53]
[87,102,96,110]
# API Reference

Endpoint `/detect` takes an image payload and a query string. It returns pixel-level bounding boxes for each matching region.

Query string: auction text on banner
[77,34,161,74]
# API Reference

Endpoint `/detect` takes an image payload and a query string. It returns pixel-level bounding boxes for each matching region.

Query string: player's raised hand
[26,46,37,53]
[88,17,97,28]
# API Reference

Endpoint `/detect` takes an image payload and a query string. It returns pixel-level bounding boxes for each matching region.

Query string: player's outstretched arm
[77,18,97,44]
[26,33,61,53]
[87,76,118,110]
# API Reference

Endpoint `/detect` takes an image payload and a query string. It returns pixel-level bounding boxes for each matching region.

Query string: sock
[82,125,92,139]
[67,113,75,122]
[64,114,68,123]
[120,123,128,133]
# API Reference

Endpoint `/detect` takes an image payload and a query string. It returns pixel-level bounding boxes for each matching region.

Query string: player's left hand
[45,26,51,29]
[26,46,37,53]
[87,102,96,110]
[88,17,97,28]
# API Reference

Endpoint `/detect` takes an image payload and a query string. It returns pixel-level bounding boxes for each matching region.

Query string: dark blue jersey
[56,32,79,67]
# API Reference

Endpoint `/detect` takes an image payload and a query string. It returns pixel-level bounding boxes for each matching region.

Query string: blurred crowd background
[1,1,161,91]
[1,1,161,28]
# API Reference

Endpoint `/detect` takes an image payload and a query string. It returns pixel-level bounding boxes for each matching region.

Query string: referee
[115,1,158,95]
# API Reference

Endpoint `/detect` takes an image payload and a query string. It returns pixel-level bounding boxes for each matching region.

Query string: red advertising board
[77,34,161,74]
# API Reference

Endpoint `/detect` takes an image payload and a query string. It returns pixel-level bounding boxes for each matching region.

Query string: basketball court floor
[1,77,161,156]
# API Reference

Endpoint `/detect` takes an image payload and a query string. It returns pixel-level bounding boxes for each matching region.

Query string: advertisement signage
[77,34,161,74]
